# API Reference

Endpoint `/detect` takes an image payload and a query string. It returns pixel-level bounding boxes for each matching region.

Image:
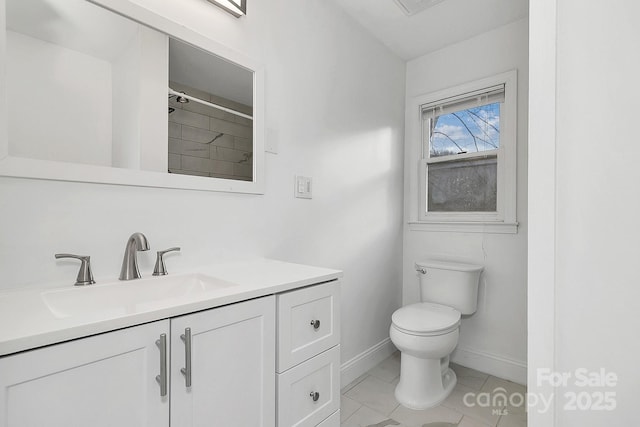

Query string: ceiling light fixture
[207,0,246,18]
[393,0,446,16]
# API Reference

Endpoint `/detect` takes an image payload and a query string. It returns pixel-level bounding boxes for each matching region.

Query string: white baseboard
[339,339,527,388]
[451,346,527,385]
[340,338,397,389]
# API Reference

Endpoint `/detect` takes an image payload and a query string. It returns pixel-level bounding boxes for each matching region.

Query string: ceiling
[330,0,528,60]
[169,39,253,107]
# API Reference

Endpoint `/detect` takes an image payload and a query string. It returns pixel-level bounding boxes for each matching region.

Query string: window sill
[408,221,519,234]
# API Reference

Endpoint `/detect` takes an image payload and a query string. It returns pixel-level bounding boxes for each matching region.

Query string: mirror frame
[0,0,265,194]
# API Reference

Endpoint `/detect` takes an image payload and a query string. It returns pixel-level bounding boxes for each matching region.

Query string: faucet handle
[55,254,96,286]
[153,247,181,276]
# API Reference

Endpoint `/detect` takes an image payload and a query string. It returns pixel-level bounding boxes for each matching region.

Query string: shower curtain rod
[168,88,253,120]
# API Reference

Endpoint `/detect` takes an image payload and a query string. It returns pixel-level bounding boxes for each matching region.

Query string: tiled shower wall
[168,81,253,181]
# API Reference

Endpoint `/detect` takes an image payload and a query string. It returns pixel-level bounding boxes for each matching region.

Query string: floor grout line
[341,373,371,395]
[341,353,525,427]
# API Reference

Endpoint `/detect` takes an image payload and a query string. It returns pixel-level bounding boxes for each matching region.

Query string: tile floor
[340,352,527,427]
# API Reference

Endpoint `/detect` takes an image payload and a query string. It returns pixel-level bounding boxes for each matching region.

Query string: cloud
[432,107,499,153]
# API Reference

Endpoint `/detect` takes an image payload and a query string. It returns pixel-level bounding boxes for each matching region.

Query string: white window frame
[408,70,518,233]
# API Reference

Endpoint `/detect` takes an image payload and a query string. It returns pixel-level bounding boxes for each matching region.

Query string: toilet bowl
[390,302,461,409]
[390,260,482,409]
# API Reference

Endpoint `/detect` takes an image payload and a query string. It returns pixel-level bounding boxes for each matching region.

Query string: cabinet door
[170,295,275,427]
[0,320,169,427]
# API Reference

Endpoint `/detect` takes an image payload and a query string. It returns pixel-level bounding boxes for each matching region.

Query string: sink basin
[42,273,237,319]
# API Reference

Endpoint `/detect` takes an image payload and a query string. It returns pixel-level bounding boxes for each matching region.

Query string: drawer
[317,410,340,427]
[277,345,340,427]
[277,280,340,372]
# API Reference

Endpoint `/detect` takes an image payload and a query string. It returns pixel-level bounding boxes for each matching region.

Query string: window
[414,71,517,232]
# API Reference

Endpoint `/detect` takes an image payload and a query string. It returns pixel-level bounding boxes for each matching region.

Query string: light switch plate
[294,175,312,199]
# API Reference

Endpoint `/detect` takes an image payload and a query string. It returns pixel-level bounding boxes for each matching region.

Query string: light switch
[294,175,312,199]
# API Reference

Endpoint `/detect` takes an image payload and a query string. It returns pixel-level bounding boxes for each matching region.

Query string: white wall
[0,3,7,160]
[112,26,167,172]
[0,0,406,378]
[403,19,528,384]
[529,0,640,425]
[137,26,168,173]
[112,28,142,170]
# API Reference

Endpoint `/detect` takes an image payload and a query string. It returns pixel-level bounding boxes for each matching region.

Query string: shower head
[169,92,189,104]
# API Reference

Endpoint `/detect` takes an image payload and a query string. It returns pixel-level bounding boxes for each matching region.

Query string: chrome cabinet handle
[310,319,320,330]
[155,333,167,397]
[153,247,181,276]
[180,328,192,387]
[310,391,320,402]
[54,253,95,286]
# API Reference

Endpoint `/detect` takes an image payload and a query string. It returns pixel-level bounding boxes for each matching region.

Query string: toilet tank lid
[416,260,483,272]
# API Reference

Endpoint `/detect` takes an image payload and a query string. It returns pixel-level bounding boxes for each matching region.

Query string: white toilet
[390,259,483,409]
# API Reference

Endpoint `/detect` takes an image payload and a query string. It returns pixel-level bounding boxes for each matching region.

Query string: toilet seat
[392,303,460,336]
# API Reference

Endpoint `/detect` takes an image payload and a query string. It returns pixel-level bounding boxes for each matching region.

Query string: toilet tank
[417,260,483,315]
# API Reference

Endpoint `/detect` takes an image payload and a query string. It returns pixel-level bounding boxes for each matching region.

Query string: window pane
[427,157,497,212]
[429,102,500,158]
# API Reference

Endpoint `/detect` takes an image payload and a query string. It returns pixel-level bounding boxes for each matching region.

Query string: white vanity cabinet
[0,262,342,427]
[170,295,275,427]
[276,280,341,427]
[0,296,275,427]
[0,320,170,427]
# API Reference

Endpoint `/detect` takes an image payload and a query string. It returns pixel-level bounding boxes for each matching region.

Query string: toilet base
[394,353,457,410]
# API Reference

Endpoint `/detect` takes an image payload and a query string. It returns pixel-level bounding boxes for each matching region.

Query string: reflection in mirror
[5,0,144,167]
[168,39,254,181]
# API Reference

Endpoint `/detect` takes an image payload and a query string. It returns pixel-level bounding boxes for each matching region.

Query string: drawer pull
[310,391,320,402]
[310,319,321,330]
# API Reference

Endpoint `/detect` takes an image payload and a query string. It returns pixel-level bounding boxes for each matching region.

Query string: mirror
[0,0,264,193]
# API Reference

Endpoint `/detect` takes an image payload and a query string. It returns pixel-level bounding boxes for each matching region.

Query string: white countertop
[0,259,342,356]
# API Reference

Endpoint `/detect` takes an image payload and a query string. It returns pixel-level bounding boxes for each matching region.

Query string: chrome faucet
[119,232,150,281]
[55,253,96,286]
